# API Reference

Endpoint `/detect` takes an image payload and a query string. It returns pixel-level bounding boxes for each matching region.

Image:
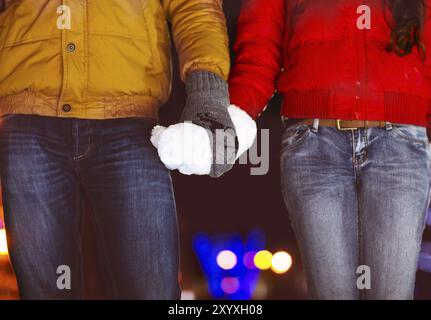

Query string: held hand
[228,104,257,158]
[151,122,212,175]
[151,105,257,176]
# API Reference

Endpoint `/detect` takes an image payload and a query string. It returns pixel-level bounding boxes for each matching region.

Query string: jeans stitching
[392,125,429,146]
[73,122,94,161]
[281,125,311,153]
[77,190,85,299]
[357,183,364,299]
[79,179,120,298]
[355,131,365,299]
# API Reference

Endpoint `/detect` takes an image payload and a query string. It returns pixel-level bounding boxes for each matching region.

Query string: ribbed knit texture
[182,71,238,178]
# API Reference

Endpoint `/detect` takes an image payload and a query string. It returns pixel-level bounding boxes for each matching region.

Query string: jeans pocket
[281,123,311,152]
[391,124,430,146]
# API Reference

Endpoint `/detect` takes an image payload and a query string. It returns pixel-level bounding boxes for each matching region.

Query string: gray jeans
[281,120,431,300]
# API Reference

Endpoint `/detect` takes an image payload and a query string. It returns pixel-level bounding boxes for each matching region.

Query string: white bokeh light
[216,250,238,270]
[271,251,292,274]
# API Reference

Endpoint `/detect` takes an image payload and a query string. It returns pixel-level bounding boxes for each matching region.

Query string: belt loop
[281,116,287,129]
[311,119,320,133]
[385,122,393,131]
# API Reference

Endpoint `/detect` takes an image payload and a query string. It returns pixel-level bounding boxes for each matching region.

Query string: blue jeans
[281,121,431,300]
[0,115,180,300]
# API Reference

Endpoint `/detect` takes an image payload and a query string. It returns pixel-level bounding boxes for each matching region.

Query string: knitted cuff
[182,70,237,177]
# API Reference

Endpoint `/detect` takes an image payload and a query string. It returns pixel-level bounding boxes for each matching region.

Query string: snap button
[66,43,76,53]
[62,104,72,112]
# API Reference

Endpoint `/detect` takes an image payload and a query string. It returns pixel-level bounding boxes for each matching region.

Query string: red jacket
[229,0,431,126]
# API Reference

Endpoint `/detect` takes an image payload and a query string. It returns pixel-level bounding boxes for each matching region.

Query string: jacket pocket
[0,2,10,49]
[141,0,171,75]
[0,24,4,50]
[1,1,59,48]
[289,1,346,50]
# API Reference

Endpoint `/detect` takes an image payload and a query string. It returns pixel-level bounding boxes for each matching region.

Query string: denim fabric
[0,115,180,300]
[281,121,431,300]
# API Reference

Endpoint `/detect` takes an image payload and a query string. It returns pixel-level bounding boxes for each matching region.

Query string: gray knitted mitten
[181,71,238,177]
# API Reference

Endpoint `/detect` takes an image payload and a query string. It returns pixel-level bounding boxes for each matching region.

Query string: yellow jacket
[0,0,230,119]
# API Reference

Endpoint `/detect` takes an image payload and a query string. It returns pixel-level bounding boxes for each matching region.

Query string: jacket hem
[0,91,160,120]
[281,90,429,127]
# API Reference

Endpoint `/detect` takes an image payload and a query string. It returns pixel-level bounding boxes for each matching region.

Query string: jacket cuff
[228,84,266,120]
[186,70,228,95]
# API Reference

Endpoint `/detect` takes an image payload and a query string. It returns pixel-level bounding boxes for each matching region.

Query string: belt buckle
[336,119,359,131]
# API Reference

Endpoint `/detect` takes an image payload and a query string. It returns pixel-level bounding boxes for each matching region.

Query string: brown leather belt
[296,119,388,131]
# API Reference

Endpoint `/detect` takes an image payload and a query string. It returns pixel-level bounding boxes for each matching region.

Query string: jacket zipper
[354,0,367,120]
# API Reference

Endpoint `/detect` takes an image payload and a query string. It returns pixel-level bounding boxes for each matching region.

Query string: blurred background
[1,0,431,300]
